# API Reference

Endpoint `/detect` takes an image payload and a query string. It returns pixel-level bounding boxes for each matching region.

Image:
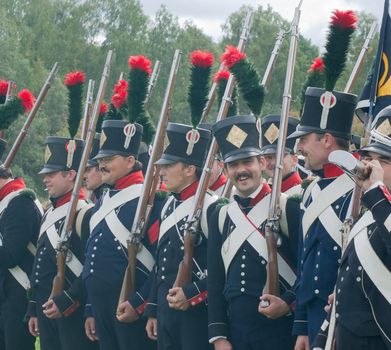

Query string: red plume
[111,89,127,109]
[0,80,9,96]
[308,57,325,73]
[18,89,35,112]
[331,10,357,30]
[213,70,230,83]
[113,79,128,94]
[221,45,246,69]
[190,51,214,68]
[64,71,86,86]
[100,102,108,114]
[128,55,152,74]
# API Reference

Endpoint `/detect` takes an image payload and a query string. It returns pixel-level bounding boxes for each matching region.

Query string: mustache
[235,172,251,181]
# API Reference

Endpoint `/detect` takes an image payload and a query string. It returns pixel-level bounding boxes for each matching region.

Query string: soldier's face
[98,155,135,185]
[208,159,224,187]
[361,151,391,189]
[84,166,103,191]
[159,162,197,193]
[263,153,298,179]
[225,156,265,197]
[42,171,76,198]
[296,133,329,171]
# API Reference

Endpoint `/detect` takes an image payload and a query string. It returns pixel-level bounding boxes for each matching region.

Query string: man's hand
[42,299,62,319]
[85,317,99,341]
[146,317,158,340]
[362,159,384,192]
[167,287,190,311]
[325,293,335,313]
[214,338,233,350]
[258,294,290,319]
[116,301,139,323]
[28,317,39,337]
[294,335,310,350]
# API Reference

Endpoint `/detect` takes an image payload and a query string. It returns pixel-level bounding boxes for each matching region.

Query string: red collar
[114,171,144,190]
[0,178,26,201]
[250,181,271,206]
[210,173,227,191]
[322,163,345,178]
[281,172,302,192]
[179,181,199,201]
[54,189,86,208]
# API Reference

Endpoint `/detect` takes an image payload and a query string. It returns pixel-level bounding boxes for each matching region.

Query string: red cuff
[135,300,148,315]
[63,301,80,317]
[380,184,391,202]
[188,291,207,306]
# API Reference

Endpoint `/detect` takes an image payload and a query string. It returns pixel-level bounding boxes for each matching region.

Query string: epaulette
[288,194,303,203]
[301,176,317,191]
[19,188,37,201]
[155,190,169,201]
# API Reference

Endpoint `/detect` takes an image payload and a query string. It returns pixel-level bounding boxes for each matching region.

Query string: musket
[262,29,287,87]
[221,26,287,199]
[81,79,95,140]
[50,51,113,299]
[344,22,378,93]
[174,10,254,288]
[117,50,182,308]
[3,63,60,169]
[263,0,303,297]
[145,60,161,112]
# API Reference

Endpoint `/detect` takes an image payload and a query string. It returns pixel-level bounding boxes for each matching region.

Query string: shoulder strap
[218,205,228,234]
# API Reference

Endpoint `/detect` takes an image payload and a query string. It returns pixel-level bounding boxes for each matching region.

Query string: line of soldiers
[0,16,391,350]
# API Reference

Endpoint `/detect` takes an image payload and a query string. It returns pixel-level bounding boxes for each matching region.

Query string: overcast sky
[139,0,384,48]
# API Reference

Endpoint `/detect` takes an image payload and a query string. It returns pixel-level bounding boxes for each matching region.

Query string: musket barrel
[81,79,95,140]
[344,22,378,93]
[4,62,60,169]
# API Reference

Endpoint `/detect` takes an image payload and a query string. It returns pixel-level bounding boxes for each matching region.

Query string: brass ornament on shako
[265,123,279,144]
[100,130,107,148]
[377,118,391,137]
[65,139,76,168]
[226,125,248,148]
[163,133,170,151]
[186,128,200,155]
[44,145,52,163]
[123,123,137,149]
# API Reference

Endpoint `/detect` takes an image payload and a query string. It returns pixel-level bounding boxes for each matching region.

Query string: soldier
[83,54,161,350]
[287,86,357,349]
[207,115,298,350]
[261,115,302,195]
[331,107,391,349]
[84,133,108,202]
[0,138,43,350]
[144,122,218,350]
[26,135,97,350]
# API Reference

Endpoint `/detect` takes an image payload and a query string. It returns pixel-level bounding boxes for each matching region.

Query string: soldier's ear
[67,169,77,182]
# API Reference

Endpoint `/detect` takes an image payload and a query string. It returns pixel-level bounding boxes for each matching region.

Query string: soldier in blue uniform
[207,115,298,350]
[331,107,391,349]
[144,122,218,350]
[82,119,161,350]
[26,136,97,350]
[0,138,43,350]
[287,86,357,348]
[261,115,302,196]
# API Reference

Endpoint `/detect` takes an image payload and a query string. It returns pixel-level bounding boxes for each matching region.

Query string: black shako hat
[260,115,299,154]
[361,106,391,158]
[212,115,262,163]
[155,123,211,167]
[94,119,143,160]
[39,136,84,174]
[87,133,101,168]
[288,87,357,140]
